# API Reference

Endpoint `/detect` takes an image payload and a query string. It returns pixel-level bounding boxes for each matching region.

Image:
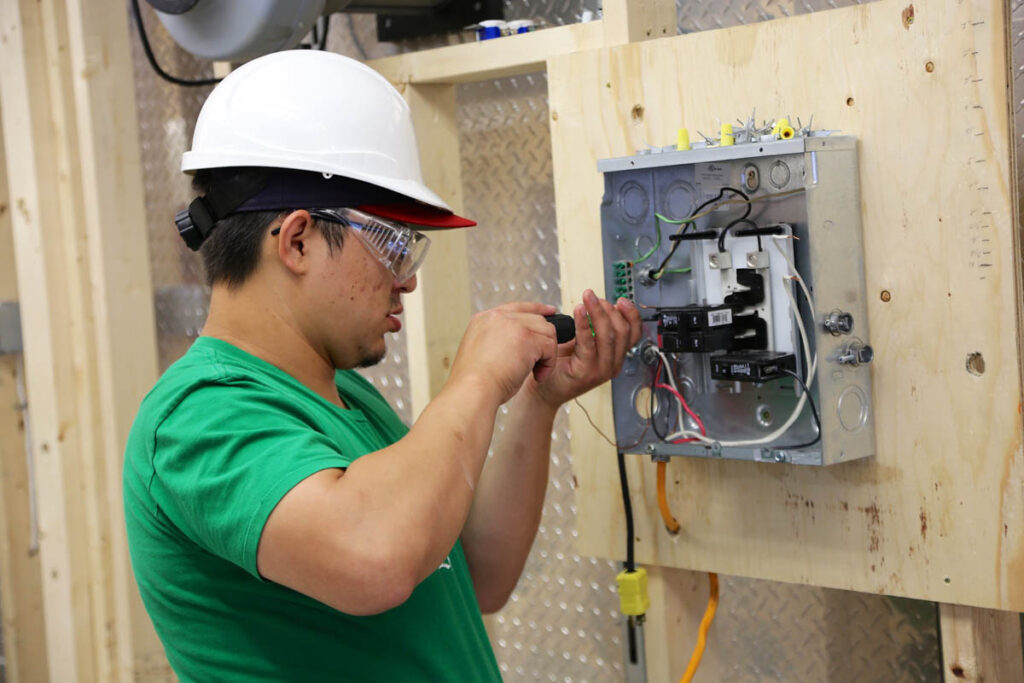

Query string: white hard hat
[182,50,461,221]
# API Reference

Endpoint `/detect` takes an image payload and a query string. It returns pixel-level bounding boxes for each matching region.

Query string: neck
[202,281,347,408]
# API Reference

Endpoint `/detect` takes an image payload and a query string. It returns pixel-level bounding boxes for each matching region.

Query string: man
[124,50,641,681]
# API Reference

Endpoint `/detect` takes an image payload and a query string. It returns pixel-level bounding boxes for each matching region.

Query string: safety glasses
[308,207,431,284]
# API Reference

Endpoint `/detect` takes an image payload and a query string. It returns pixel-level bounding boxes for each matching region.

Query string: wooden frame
[375,0,1024,680]
[1,0,1020,679]
[0,0,162,680]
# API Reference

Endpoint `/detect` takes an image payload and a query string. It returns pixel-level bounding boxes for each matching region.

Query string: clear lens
[309,207,430,283]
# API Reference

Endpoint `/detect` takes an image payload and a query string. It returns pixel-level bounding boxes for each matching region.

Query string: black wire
[130,0,223,87]
[617,451,636,573]
[776,368,822,449]
[655,186,750,277]
[650,359,667,441]
[717,218,759,253]
[317,15,331,51]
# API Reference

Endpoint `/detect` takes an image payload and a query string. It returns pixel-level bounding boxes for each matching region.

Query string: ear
[273,210,314,275]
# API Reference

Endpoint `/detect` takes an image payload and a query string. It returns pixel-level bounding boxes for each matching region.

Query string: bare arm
[256,303,558,616]
[459,383,558,613]
[460,291,642,612]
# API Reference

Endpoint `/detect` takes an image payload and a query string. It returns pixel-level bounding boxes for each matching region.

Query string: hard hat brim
[358,203,476,230]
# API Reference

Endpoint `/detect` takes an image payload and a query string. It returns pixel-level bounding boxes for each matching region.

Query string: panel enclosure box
[598,136,874,465]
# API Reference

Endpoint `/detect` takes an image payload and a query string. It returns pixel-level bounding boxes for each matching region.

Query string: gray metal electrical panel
[599,135,874,466]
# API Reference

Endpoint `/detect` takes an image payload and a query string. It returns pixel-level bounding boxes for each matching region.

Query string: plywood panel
[370,20,606,85]
[548,0,1024,610]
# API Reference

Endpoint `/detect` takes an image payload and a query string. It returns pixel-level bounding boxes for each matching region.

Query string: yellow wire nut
[615,567,651,617]
[719,123,734,147]
[774,117,794,139]
[676,128,691,151]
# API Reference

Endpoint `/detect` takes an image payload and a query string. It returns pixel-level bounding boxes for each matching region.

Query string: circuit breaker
[599,133,874,465]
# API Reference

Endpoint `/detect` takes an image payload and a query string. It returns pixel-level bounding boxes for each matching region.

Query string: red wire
[654,381,707,436]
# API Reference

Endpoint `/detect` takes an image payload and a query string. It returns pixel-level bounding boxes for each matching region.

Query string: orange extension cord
[655,460,718,683]
[680,572,719,683]
[655,461,681,533]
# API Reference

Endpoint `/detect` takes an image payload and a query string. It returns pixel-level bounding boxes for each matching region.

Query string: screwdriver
[544,314,576,344]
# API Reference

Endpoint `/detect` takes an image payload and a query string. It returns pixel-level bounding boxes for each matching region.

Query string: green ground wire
[634,213,695,264]
[633,218,662,264]
[649,212,694,276]
[654,212,693,225]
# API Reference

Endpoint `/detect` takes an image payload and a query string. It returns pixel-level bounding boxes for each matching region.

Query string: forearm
[336,377,501,585]
[460,381,558,612]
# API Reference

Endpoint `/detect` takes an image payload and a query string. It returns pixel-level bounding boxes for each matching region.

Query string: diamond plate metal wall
[678,0,870,32]
[457,73,626,682]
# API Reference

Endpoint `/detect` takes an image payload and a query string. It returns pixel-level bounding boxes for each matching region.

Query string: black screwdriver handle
[544,314,576,344]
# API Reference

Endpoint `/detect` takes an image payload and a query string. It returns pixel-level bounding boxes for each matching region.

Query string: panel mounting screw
[823,310,854,335]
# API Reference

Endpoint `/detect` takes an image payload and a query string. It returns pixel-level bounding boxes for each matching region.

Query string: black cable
[650,359,668,441]
[692,186,751,222]
[717,218,758,253]
[776,368,822,449]
[655,186,750,277]
[667,230,718,242]
[616,451,636,573]
[318,15,331,51]
[130,0,223,87]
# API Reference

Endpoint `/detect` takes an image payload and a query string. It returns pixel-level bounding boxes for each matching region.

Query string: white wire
[656,350,687,434]
[666,236,819,447]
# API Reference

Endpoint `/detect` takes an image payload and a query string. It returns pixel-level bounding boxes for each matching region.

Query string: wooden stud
[601,0,677,45]
[400,84,472,419]
[0,0,162,679]
[939,604,1024,682]
[370,20,605,85]
[0,101,50,683]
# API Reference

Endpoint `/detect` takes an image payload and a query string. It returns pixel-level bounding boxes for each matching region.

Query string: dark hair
[192,168,346,288]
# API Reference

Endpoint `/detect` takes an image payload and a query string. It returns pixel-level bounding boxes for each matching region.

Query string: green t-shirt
[124,337,501,682]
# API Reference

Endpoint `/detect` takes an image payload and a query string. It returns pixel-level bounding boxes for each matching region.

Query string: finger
[583,290,616,365]
[572,303,596,358]
[496,301,558,316]
[531,330,560,384]
[616,298,644,348]
[602,300,631,374]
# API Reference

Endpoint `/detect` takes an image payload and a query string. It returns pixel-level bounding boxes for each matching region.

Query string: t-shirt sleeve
[150,378,348,579]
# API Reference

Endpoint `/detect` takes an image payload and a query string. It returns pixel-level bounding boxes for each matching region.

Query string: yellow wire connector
[774,117,795,140]
[615,567,651,616]
[676,128,691,151]
[719,123,734,146]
